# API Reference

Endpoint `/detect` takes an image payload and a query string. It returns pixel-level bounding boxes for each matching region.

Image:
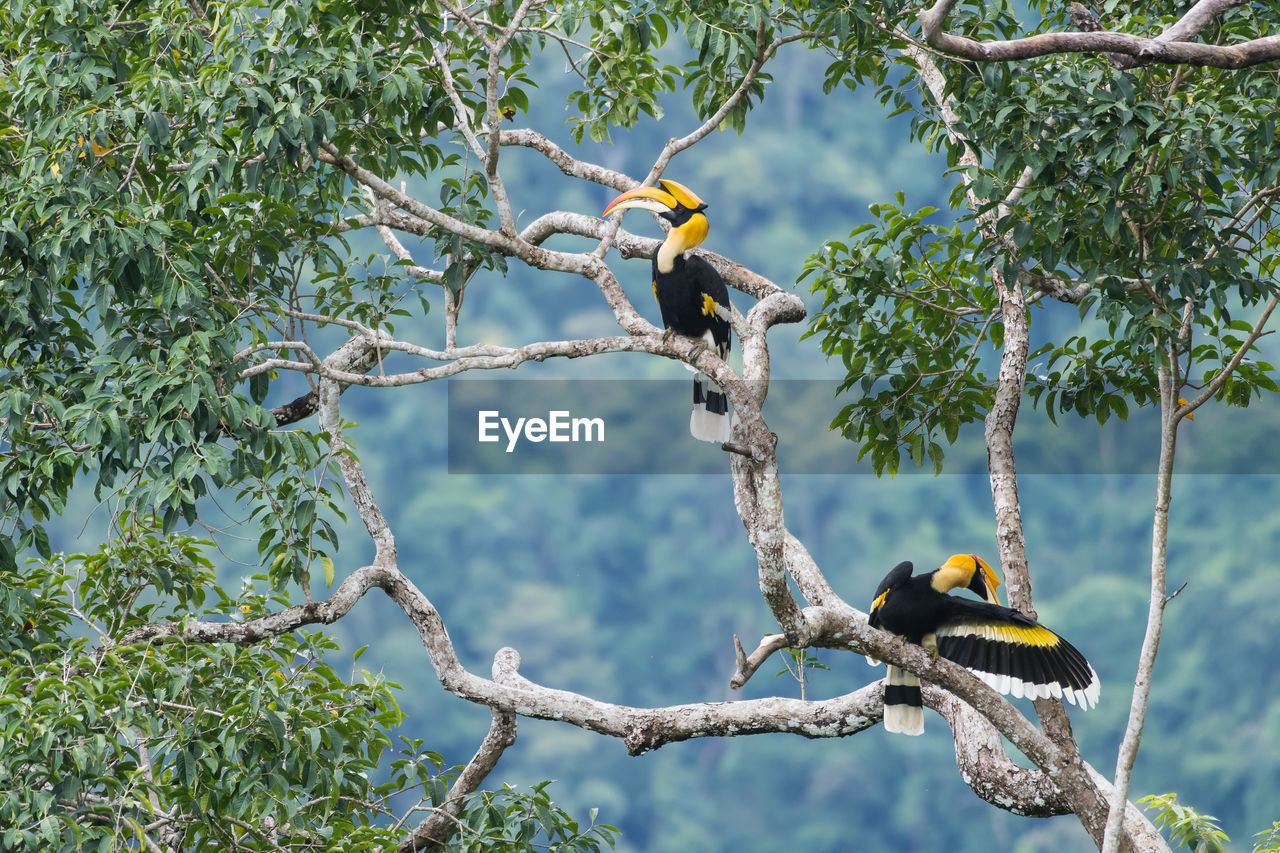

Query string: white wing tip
[965,669,1100,711]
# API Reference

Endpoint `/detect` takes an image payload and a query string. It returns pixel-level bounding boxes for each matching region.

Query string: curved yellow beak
[602,185,678,217]
[602,178,707,217]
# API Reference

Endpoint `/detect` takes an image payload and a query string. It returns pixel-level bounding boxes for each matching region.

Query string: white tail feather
[883,665,924,736]
[690,407,731,443]
[690,372,732,443]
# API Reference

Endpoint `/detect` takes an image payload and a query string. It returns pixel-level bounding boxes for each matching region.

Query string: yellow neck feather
[656,213,709,273]
[931,561,975,594]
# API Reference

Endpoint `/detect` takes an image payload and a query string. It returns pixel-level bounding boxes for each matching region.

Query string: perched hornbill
[603,179,733,443]
[868,554,1100,735]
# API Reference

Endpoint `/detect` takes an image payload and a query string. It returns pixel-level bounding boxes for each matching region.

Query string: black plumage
[603,179,733,443]
[868,555,1099,735]
[652,252,730,357]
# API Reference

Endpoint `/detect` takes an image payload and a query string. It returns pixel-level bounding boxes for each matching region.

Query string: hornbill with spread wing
[868,554,1100,735]
[603,179,733,443]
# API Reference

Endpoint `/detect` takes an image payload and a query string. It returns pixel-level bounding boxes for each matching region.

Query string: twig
[1163,581,1188,604]
[729,633,791,689]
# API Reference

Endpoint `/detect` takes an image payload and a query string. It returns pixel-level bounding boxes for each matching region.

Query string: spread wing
[935,599,1100,708]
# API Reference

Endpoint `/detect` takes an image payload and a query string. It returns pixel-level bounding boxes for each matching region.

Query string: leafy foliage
[1255,823,1280,853]
[1139,794,1229,853]
[445,782,620,852]
[802,195,994,474]
[0,524,404,852]
[1,0,804,844]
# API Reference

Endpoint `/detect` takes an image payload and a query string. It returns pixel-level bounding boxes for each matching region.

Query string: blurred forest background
[39,40,1280,853]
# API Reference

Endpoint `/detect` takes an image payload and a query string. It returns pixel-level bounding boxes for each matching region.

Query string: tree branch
[642,27,818,186]
[318,378,397,569]
[265,332,391,427]
[928,688,1071,817]
[1101,361,1179,853]
[906,29,1131,845]
[496,128,633,191]
[401,701,518,851]
[918,0,1280,69]
[729,633,791,690]
[1177,295,1278,419]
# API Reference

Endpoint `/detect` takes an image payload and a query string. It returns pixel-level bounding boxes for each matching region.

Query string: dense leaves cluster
[0,0,391,572]
[0,0,798,564]
[0,525,406,851]
[802,195,993,474]
[442,782,619,852]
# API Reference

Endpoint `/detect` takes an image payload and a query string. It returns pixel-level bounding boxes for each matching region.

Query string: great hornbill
[603,179,733,443]
[868,554,1100,735]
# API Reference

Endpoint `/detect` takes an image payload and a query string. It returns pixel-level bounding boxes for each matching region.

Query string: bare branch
[319,378,397,568]
[1155,0,1251,44]
[1103,293,1275,850]
[363,185,441,283]
[729,633,791,690]
[496,128,633,191]
[643,27,819,185]
[428,44,489,163]
[919,0,1280,69]
[1163,581,1189,604]
[1101,361,1179,853]
[437,0,496,52]
[240,333,746,413]
[263,333,392,427]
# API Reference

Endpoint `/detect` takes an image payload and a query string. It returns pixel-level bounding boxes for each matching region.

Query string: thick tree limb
[113,557,1158,840]
[928,689,1070,817]
[918,0,1280,69]
[306,45,1155,842]
[782,531,839,608]
[110,460,1170,853]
